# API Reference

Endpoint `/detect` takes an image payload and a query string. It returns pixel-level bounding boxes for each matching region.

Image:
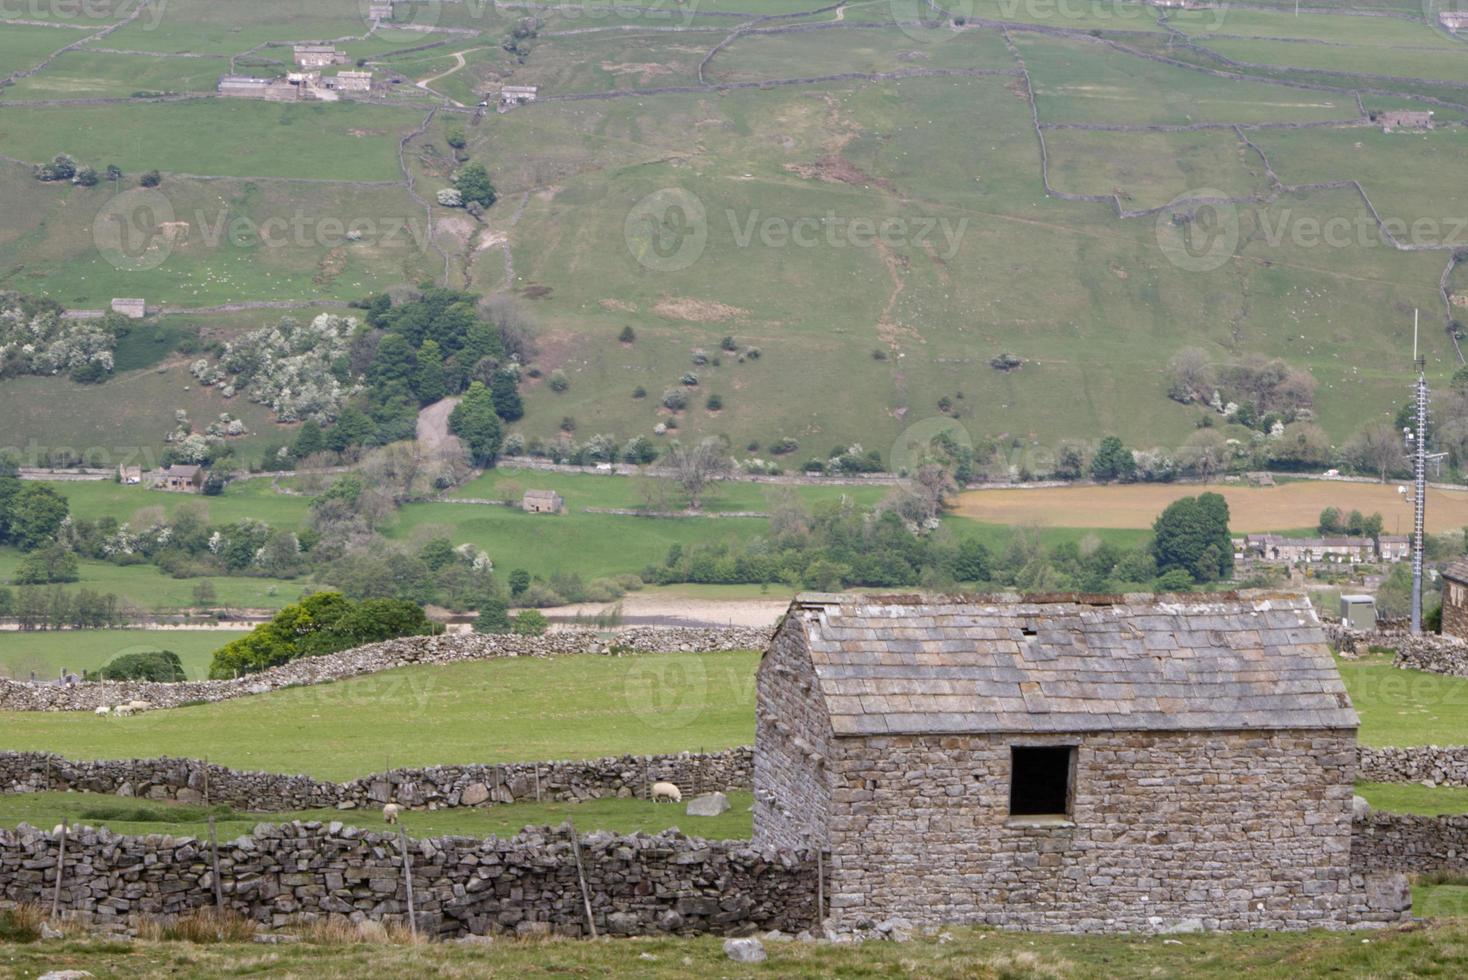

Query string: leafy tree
[448,381,503,465]
[1318,507,1344,535]
[105,164,122,182]
[368,333,417,398]
[414,338,448,404]
[954,538,991,582]
[1090,436,1136,483]
[98,650,185,682]
[618,325,635,343]
[13,544,79,584]
[446,129,467,150]
[1153,568,1196,592]
[140,170,161,188]
[453,163,497,208]
[512,609,549,636]
[490,369,523,421]
[1151,492,1232,584]
[667,437,733,509]
[73,166,98,187]
[326,406,374,452]
[192,579,217,607]
[508,568,530,596]
[419,537,455,571]
[7,485,69,551]
[473,595,511,633]
[291,419,325,459]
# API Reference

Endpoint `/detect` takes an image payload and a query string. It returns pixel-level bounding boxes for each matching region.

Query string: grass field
[0,789,754,841]
[0,101,424,180]
[953,481,1468,534]
[0,651,762,780]
[4,921,1466,978]
[1339,654,1468,748]
[0,628,248,682]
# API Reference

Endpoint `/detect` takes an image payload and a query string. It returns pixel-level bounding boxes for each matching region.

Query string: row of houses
[1237,533,1410,564]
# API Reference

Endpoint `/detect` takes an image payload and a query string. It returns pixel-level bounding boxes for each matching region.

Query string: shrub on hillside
[208,592,433,678]
[511,609,548,636]
[96,650,186,682]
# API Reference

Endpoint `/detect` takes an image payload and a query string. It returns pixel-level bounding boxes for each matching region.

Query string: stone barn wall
[0,822,817,938]
[1352,813,1468,877]
[824,728,1406,932]
[0,749,754,812]
[752,626,834,851]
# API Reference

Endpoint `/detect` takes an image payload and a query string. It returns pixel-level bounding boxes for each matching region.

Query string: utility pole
[1407,310,1428,633]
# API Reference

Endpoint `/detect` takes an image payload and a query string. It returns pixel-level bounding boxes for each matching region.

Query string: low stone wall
[1327,625,1468,677]
[0,627,774,712]
[0,822,817,938]
[0,749,754,813]
[1352,813,1468,876]
[1358,746,1468,788]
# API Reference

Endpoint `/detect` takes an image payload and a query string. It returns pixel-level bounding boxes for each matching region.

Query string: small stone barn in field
[754,592,1408,932]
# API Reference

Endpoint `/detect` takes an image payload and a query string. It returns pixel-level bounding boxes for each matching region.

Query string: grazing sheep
[651,781,682,804]
[113,705,133,717]
[94,705,111,716]
[382,803,402,825]
[127,700,152,713]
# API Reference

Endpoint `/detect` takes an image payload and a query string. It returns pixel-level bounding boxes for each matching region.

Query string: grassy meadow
[0,628,248,682]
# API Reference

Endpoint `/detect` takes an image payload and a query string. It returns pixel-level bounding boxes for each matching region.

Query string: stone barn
[1440,561,1468,639]
[754,592,1408,932]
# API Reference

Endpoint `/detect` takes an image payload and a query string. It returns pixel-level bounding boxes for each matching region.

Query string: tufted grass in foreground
[3,922,1468,979]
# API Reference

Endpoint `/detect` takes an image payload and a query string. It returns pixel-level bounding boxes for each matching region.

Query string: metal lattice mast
[1411,361,1428,633]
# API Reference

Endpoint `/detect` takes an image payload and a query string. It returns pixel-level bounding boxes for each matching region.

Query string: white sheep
[94,705,111,716]
[127,700,152,713]
[651,781,682,804]
[112,705,134,717]
[382,803,402,825]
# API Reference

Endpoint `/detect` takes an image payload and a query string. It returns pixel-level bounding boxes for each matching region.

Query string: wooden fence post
[51,819,68,919]
[567,819,597,939]
[208,816,224,913]
[398,828,417,940]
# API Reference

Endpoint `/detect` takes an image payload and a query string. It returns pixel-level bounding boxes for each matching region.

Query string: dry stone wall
[1357,746,1468,788]
[0,749,754,813]
[1328,625,1468,677]
[0,822,817,939]
[1352,813,1468,876]
[0,627,773,712]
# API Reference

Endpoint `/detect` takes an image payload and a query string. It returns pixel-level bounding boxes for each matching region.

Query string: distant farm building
[498,85,538,111]
[109,298,146,319]
[1377,110,1433,133]
[754,592,1407,931]
[1378,535,1410,562]
[331,71,374,92]
[155,464,203,493]
[217,75,301,102]
[117,465,142,485]
[368,1,395,19]
[1441,12,1468,31]
[522,489,564,514]
[294,44,346,68]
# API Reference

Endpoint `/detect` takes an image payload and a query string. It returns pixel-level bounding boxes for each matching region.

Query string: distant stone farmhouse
[1377,110,1433,133]
[332,71,374,93]
[219,69,371,102]
[218,75,301,103]
[117,465,142,485]
[497,85,538,112]
[294,44,346,68]
[154,464,203,493]
[1377,534,1410,562]
[522,489,564,514]
[368,1,395,20]
[754,592,1407,932]
[1441,11,1468,32]
[109,297,146,319]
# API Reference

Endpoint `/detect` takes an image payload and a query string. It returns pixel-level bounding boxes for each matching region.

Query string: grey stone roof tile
[781,592,1358,736]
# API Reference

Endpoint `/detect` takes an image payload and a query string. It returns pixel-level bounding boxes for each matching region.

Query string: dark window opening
[1021,626,1037,637]
[1009,745,1075,816]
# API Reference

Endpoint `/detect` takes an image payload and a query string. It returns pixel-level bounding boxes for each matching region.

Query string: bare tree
[1166,347,1214,404]
[666,437,733,510]
[1344,422,1404,482]
[481,294,538,361]
[1180,429,1228,481]
[637,476,677,513]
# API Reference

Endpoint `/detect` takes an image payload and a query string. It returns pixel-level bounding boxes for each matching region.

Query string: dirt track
[953,481,1468,534]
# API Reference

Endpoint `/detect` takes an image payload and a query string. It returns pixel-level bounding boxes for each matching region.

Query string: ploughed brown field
[953,481,1468,533]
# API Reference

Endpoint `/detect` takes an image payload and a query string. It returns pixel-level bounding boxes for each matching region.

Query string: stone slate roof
[1441,561,1468,584]
[782,592,1357,737]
